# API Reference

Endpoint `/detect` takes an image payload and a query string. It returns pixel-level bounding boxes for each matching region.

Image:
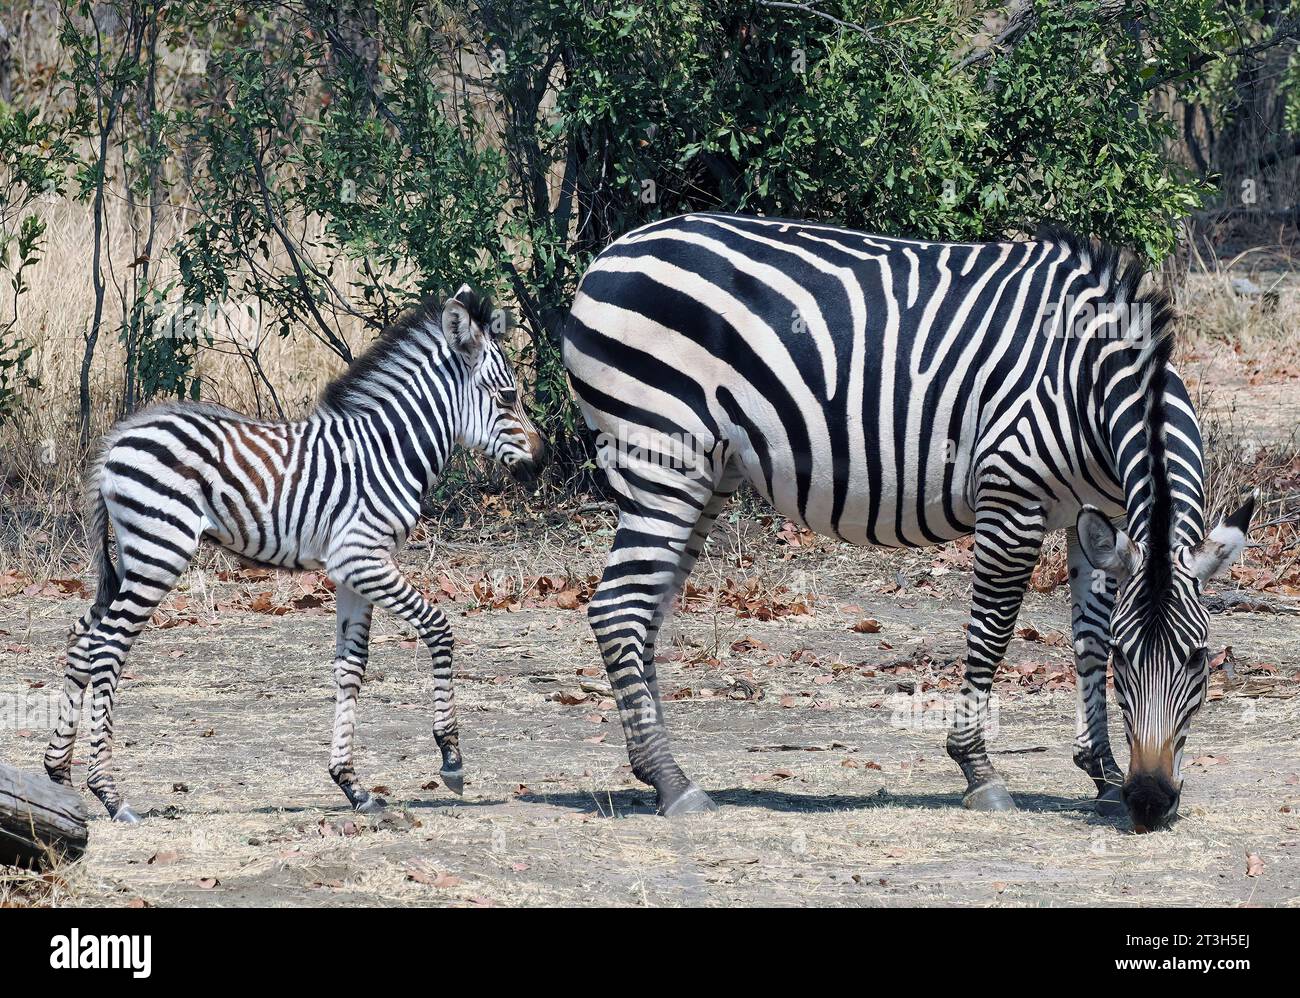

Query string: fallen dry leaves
[406,865,462,888]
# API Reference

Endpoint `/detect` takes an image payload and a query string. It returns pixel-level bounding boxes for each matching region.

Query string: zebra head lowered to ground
[563,212,1256,830]
[46,285,544,821]
[1074,336,1256,831]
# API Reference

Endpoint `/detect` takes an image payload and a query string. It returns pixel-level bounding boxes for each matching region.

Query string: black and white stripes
[564,212,1255,827]
[46,287,545,820]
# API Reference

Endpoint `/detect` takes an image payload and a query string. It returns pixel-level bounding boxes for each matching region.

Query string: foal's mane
[318,290,495,414]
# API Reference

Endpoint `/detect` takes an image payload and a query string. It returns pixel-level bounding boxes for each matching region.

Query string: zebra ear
[1076,506,1141,580]
[1187,490,1257,582]
[443,285,485,366]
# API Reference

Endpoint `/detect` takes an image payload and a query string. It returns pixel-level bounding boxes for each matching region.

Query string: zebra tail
[86,464,120,615]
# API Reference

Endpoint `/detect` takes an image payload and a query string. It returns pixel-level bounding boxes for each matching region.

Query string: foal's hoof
[1095,786,1125,817]
[440,766,464,797]
[111,805,143,825]
[658,783,717,817]
[354,794,388,814]
[963,782,1017,812]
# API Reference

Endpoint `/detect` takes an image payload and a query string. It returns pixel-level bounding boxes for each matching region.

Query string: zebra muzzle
[509,434,548,484]
[1123,770,1180,833]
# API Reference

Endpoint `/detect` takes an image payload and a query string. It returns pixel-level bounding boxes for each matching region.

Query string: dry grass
[1176,245,1298,348]
[0,862,83,908]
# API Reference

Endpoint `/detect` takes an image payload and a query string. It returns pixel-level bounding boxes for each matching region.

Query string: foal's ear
[1187,490,1257,582]
[443,284,485,366]
[1077,506,1141,580]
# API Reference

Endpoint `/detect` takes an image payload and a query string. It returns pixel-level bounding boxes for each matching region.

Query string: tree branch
[754,1,880,41]
[1143,15,1300,93]
[957,0,1133,71]
[244,135,355,363]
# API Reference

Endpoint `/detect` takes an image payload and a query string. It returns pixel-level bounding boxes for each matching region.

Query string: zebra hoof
[440,767,464,796]
[111,805,143,825]
[962,783,1017,812]
[1095,786,1125,817]
[658,783,717,817]
[354,794,387,814]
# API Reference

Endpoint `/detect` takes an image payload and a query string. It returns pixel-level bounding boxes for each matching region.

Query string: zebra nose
[519,432,547,471]
[1123,771,1180,833]
[508,436,546,485]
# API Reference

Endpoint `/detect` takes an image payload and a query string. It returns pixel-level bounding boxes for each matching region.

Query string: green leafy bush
[36,1,1282,472]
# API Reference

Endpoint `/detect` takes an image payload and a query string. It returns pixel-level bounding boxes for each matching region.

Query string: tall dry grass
[0,192,382,572]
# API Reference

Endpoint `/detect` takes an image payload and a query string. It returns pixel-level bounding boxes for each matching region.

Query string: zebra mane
[1139,328,1177,599]
[1038,225,1180,595]
[319,290,495,414]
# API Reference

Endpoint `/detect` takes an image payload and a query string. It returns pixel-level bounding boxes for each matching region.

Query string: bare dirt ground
[1,516,1298,908]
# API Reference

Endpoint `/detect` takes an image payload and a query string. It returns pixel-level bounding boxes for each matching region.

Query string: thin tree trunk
[75,3,146,446]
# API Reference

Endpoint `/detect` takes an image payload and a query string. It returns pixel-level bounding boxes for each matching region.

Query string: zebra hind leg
[640,483,740,717]
[49,543,192,821]
[332,554,463,795]
[1066,528,1124,815]
[590,479,733,816]
[946,504,1046,812]
[327,583,380,812]
[46,585,117,788]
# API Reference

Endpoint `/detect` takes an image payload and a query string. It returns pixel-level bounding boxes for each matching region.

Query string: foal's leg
[48,545,119,786]
[327,583,380,811]
[1066,527,1124,814]
[328,553,462,794]
[46,533,193,821]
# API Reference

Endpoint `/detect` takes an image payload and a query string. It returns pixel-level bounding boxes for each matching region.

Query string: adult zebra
[564,212,1256,831]
[45,287,545,821]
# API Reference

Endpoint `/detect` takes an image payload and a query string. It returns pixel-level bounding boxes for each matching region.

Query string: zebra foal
[45,287,545,821]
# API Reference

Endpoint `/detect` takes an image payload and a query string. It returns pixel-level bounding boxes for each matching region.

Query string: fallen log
[0,762,88,869]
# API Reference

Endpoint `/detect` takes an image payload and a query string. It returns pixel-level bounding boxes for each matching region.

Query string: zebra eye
[495,388,518,406]
[1186,647,1208,673]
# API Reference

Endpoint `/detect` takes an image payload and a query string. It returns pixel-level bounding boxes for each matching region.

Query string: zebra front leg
[333,556,463,795]
[946,505,1046,811]
[1066,527,1124,815]
[328,584,381,812]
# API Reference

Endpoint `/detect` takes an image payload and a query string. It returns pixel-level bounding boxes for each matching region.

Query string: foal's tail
[83,457,120,627]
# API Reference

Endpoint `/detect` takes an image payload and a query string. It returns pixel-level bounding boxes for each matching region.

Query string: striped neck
[318,332,462,497]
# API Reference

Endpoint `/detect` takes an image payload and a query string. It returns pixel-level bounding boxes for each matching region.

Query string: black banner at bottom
[0,906,1285,983]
